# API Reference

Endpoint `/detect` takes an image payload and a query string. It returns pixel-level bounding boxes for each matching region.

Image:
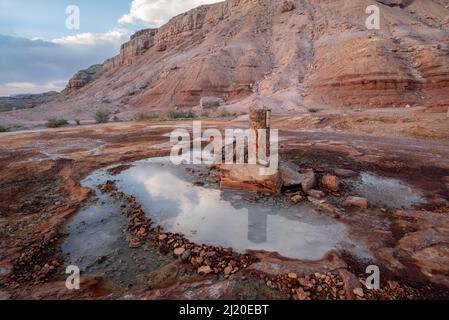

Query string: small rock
[300,169,317,193]
[279,162,316,192]
[224,266,233,275]
[290,194,303,204]
[158,234,168,241]
[322,175,338,191]
[174,247,185,256]
[295,287,309,300]
[298,277,313,288]
[353,287,364,298]
[288,272,298,279]
[343,196,368,209]
[307,189,325,198]
[198,265,213,275]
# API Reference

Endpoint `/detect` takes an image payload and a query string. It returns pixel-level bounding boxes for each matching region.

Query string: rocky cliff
[11,0,449,119]
[0,91,59,112]
[63,64,103,94]
[103,29,158,73]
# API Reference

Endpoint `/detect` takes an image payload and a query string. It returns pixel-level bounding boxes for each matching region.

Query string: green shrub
[219,109,232,118]
[134,112,159,121]
[308,108,318,113]
[94,110,110,124]
[112,116,120,122]
[0,125,8,133]
[45,118,68,128]
[75,119,81,125]
[167,109,196,119]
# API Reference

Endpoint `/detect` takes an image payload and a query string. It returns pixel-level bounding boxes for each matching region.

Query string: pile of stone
[153,230,256,277]
[98,180,117,193]
[9,237,61,285]
[123,203,151,248]
[259,271,346,300]
[106,164,132,176]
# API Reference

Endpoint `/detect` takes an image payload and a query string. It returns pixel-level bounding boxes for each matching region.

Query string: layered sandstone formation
[103,29,158,72]
[6,0,449,121]
[63,64,103,94]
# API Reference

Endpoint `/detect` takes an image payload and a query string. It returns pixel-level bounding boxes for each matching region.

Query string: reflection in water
[355,173,424,209]
[107,157,353,260]
[248,210,267,244]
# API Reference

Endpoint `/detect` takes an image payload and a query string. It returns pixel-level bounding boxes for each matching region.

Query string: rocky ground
[0,116,448,300]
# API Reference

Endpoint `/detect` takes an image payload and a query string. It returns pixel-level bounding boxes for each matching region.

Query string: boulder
[219,164,282,194]
[279,162,316,192]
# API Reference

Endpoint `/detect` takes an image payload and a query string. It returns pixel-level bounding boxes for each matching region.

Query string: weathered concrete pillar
[249,107,271,165]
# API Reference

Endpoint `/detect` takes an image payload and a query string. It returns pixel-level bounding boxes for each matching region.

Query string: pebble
[197,265,213,275]
[173,247,185,256]
[353,287,364,298]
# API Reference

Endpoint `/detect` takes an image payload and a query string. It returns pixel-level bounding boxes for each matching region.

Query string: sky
[0,0,222,96]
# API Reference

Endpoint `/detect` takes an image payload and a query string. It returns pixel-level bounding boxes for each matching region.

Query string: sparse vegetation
[134,112,160,121]
[112,116,120,122]
[75,119,81,125]
[308,108,319,113]
[45,118,69,128]
[94,110,110,124]
[0,125,9,133]
[201,110,211,118]
[167,109,196,119]
[218,109,232,118]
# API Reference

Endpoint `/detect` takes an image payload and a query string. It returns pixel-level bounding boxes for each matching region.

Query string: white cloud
[0,34,125,97]
[52,29,129,47]
[118,0,223,26]
[0,80,67,96]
